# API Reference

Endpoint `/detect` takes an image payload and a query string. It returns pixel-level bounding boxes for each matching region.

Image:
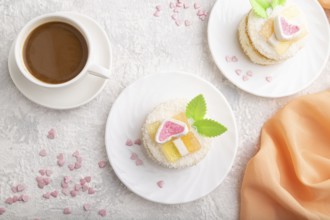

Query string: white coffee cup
[14,13,111,88]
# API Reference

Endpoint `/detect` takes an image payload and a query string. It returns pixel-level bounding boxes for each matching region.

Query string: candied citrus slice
[147,121,161,141]
[181,132,201,153]
[161,141,181,162]
[173,112,190,129]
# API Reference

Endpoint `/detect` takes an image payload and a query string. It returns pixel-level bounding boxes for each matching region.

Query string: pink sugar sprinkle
[98,209,107,217]
[157,180,164,188]
[0,207,5,215]
[134,139,142,145]
[98,160,107,168]
[83,203,91,211]
[82,185,89,192]
[176,2,182,7]
[266,76,272,82]
[169,2,175,9]
[63,208,71,215]
[153,10,161,17]
[74,184,81,191]
[171,14,177,20]
[84,176,91,183]
[43,193,50,199]
[76,156,83,163]
[70,190,77,197]
[246,70,253,77]
[135,159,143,166]
[88,187,95,195]
[183,3,189,9]
[22,195,29,202]
[64,176,71,184]
[68,164,75,171]
[47,128,56,139]
[43,177,51,185]
[235,69,242,76]
[126,139,133,146]
[39,169,46,176]
[17,184,25,192]
[37,182,45,189]
[62,188,69,196]
[197,10,203,16]
[12,196,18,203]
[45,170,52,177]
[74,162,82,169]
[11,186,18,193]
[185,20,192,26]
[39,149,47,157]
[61,182,68,189]
[57,153,64,160]
[242,75,249,81]
[175,20,182,26]
[36,176,43,182]
[231,56,238,62]
[199,15,206,21]
[51,190,58,198]
[18,195,23,201]
[80,179,86,185]
[155,5,161,11]
[194,2,200,9]
[72,150,80,158]
[130,152,138,160]
[57,159,65,167]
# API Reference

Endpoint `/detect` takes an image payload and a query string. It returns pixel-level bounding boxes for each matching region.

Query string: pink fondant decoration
[274,16,301,41]
[155,119,188,144]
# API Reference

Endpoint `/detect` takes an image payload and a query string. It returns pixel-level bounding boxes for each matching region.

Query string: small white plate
[105,72,238,204]
[208,0,330,98]
[8,12,112,109]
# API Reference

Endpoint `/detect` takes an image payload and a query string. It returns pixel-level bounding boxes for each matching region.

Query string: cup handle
[87,63,111,79]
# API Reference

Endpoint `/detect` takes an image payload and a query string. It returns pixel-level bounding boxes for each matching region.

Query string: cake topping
[155,119,189,144]
[274,16,301,41]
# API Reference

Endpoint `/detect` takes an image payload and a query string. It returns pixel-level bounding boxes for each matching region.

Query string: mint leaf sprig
[185,94,227,138]
[250,0,287,19]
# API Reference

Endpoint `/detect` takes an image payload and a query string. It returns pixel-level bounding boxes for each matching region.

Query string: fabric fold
[240,91,330,220]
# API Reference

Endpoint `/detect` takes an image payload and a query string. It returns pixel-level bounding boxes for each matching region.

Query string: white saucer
[8,12,112,109]
[208,0,330,98]
[105,72,238,204]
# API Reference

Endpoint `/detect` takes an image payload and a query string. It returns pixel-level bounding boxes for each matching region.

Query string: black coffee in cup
[23,22,88,84]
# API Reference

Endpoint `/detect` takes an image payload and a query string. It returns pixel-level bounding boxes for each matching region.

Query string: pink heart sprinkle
[88,187,95,195]
[64,176,71,184]
[82,185,89,192]
[0,207,6,215]
[134,139,142,145]
[57,159,65,167]
[235,69,242,76]
[246,70,253,77]
[68,164,75,171]
[231,56,238,62]
[47,129,55,139]
[155,5,161,11]
[194,2,200,9]
[45,170,52,177]
[185,20,192,26]
[169,2,175,9]
[43,193,50,199]
[72,150,80,158]
[74,162,82,169]
[171,14,177,20]
[61,182,68,189]
[157,180,164,188]
[51,190,58,198]
[39,169,46,176]
[80,179,86,185]
[266,76,272,82]
[74,184,81,191]
[84,176,91,183]
[63,208,71,215]
[43,178,51,185]
[70,190,77,197]
[5,198,13,205]
[18,195,23,201]
[12,196,18,203]
[176,2,182,7]
[11,186,18,193]
[62,188,69,196]
[153,11,160,17]
[98,209,107,217]
[57,153,64,160]
[98,160,107,168]
[183,3,189,9]
[37,182,45,189]
[130,152,138,160]
[242,75,249,81]
[22,195,29,202]
[76,157,83,163]
[175,20,182,26]
[126,139,133,146]
[199,15,206,21]
[197,10,203,16]
[17,184,25,192]
[135,159,143,166]
[39,149,47,157]
[83,203,91,211]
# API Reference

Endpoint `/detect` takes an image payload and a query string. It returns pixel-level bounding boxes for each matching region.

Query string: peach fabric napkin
[319,0,330,9]
[240,91,330,220]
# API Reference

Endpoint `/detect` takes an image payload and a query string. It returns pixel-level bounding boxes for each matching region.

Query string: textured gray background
[0,0,329,219]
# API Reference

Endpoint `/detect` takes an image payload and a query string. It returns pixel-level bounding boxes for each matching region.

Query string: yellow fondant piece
[173,112,190,129]
[260,18,274,40]
[147,121,161,141]
[161,141,181,162]
[181,132,201,153]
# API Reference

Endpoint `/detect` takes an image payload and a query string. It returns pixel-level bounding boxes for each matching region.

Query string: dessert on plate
[238,0,308,65]
[142,94,227,169]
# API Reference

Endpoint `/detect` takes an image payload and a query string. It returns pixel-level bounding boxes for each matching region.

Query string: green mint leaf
[256,0,271,9]
[271,0,279,8]
[186,94,207,121]
[278,0,286,5]
[250,0,268,18]
[193,119,227,138]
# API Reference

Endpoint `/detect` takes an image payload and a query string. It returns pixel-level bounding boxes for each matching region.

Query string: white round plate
[8,12,112,109]
[105,72,238,204]
[208,0,330,98]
